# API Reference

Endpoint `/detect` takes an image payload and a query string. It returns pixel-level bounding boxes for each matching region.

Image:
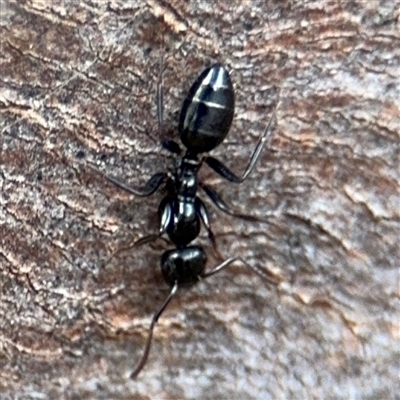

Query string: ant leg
[202,257,278,285]
[200,183,280,222]
[107,197,173,267]
[89,164,167,197]
[105,198,172,267]
[161,139,182,155]
[134,233,167,247]
[103,233,168,268]
[204,108,277,183]
[195,197,217,249]
[156,32,182,157]
[156,37,164,133]
[130,281,179,379]
[104,198,173,268]
[195,197,224,260]
[105,172,167,197]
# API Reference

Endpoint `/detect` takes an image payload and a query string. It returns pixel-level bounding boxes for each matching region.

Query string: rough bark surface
[1,1,399,399]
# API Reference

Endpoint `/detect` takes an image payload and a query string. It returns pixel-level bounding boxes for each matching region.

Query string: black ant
[91,62,279,378]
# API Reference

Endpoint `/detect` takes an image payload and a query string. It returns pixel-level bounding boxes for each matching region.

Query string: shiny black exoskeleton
[159,64,236,248]
[179,64,234,153]
[93,64,278,377]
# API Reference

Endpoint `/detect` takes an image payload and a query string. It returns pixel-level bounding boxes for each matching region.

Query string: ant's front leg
[102,232,169,269]
[117,197,172,252]
[89,164,167,197]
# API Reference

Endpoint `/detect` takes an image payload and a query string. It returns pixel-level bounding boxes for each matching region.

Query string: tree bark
[1,1,399,399]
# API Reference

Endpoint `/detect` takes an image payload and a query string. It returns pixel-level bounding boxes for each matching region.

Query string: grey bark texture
[1,1,399,399]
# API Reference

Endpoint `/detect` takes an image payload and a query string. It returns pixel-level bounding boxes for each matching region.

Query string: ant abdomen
[179,64,235,154]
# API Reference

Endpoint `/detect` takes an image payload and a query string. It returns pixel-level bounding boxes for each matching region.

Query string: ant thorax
[175,156,200,199]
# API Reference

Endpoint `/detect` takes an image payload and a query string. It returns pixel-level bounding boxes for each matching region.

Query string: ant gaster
[92,63,279,378]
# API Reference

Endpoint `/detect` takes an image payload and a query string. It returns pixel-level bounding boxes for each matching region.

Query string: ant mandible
[92,61,279,378]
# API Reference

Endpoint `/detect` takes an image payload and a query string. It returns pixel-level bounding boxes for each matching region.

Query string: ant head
[161,246,207,287]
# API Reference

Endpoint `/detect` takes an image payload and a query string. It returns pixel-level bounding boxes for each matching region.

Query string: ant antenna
[202,256,279,286]
[130,281,179,379]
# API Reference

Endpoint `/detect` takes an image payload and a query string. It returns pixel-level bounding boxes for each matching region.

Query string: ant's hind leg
[156,43,182,157]
[204,108,277,183]
[88,47,168,199]
[156,38,165,133]
[103,171,167,197]
[200,183,281,223]
[89,164,167,197]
